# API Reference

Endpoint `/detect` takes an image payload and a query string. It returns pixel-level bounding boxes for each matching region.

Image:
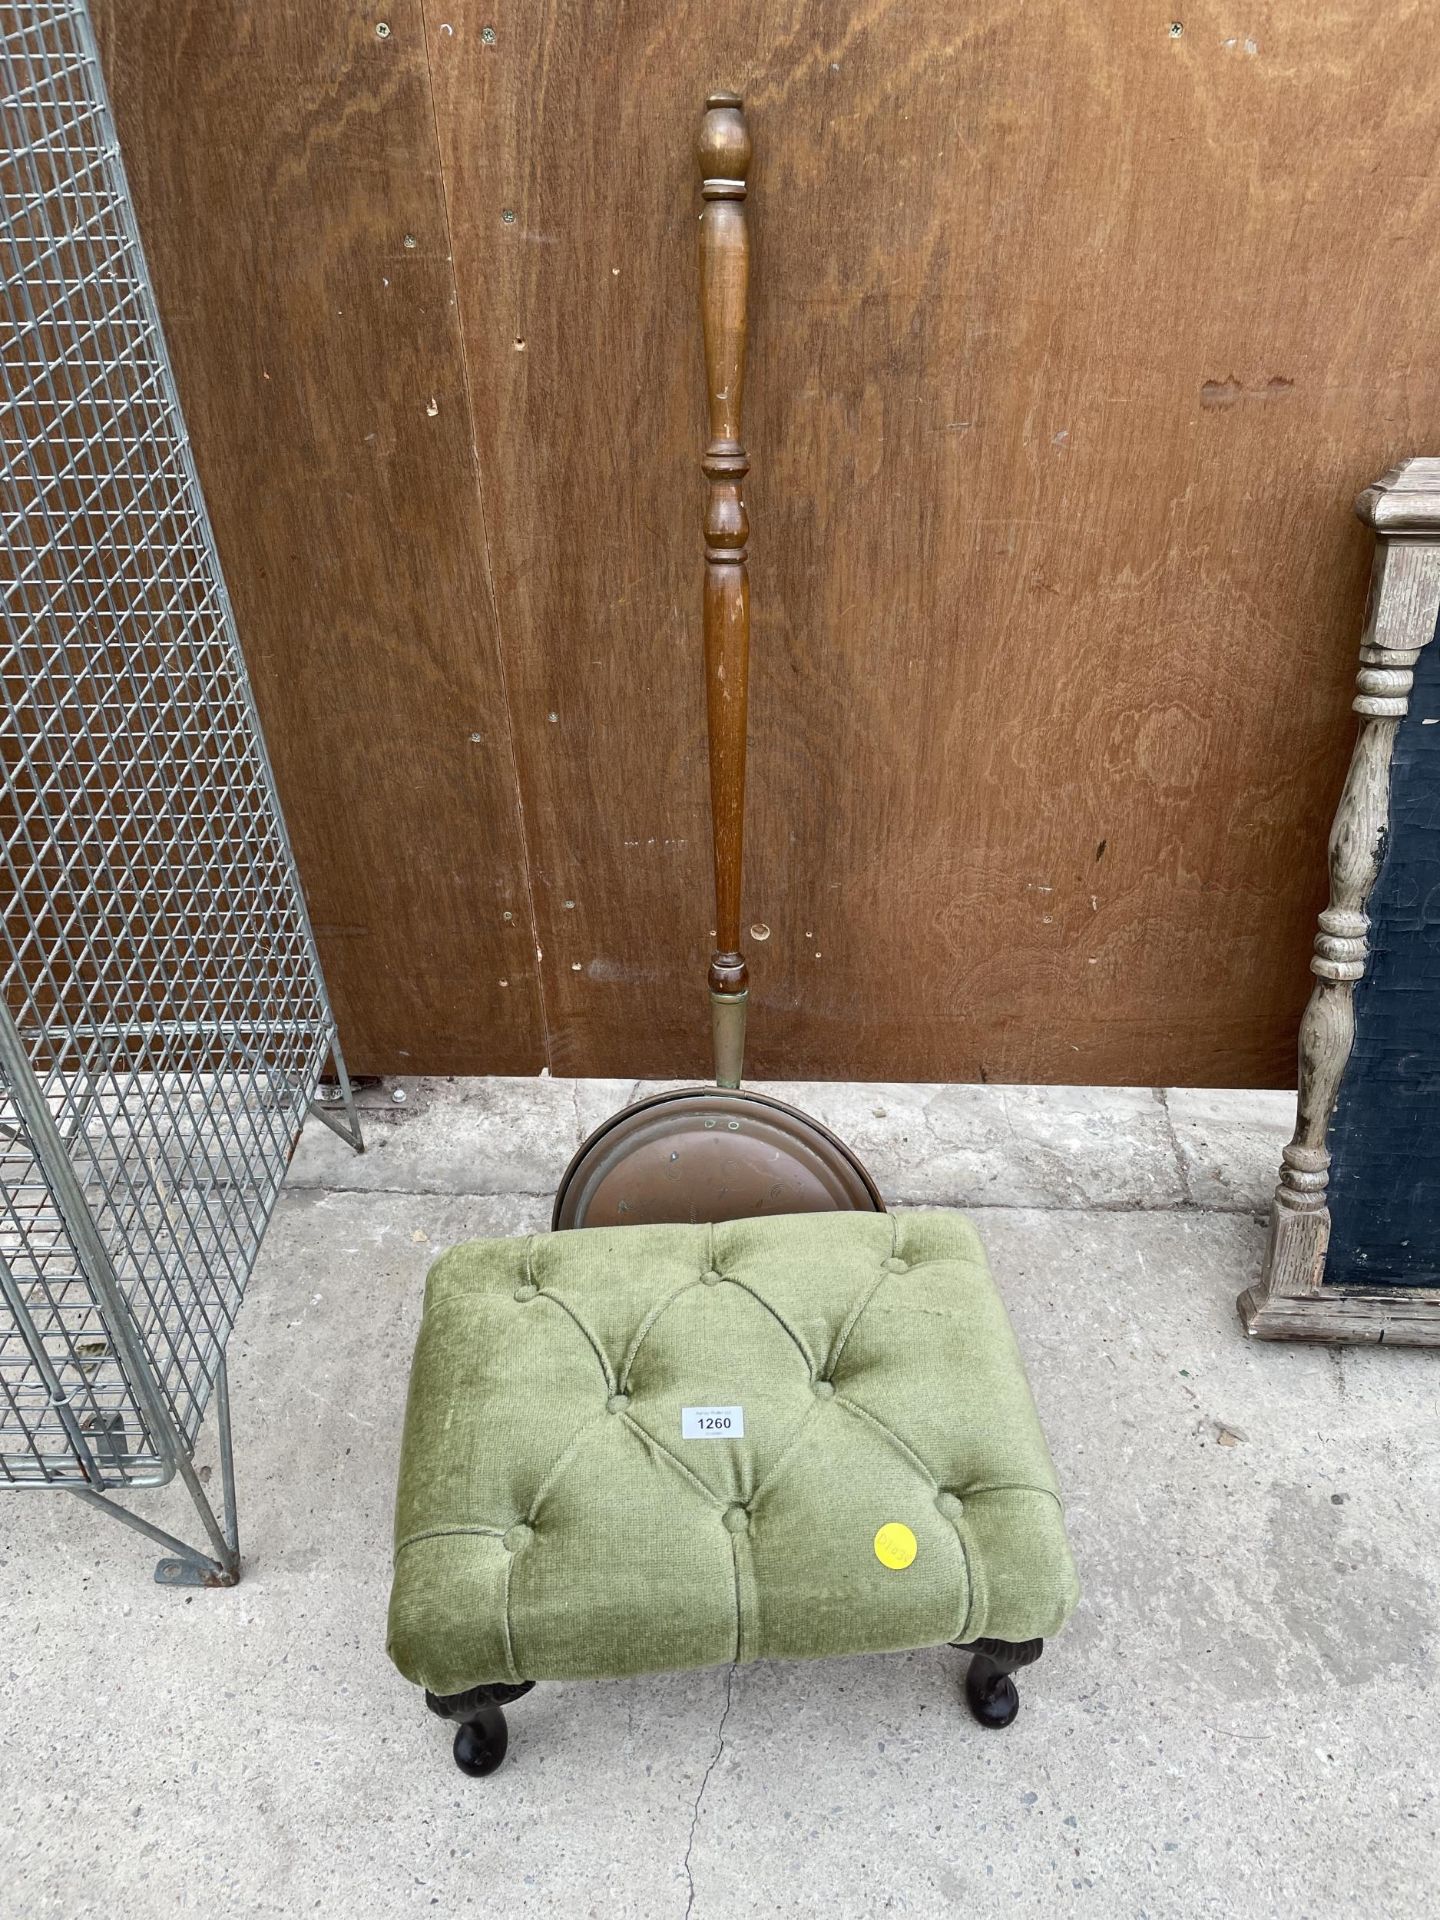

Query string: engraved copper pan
[553,93,883,1232]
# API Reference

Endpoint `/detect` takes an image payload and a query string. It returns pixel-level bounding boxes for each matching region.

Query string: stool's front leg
[952,1637,1044,1729]
[425,1681,535,1777]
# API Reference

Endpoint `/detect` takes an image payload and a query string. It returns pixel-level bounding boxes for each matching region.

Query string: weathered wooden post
[1240,459,1440,1344]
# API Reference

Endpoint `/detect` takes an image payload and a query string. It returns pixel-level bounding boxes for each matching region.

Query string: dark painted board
[1326,617,1440,1288]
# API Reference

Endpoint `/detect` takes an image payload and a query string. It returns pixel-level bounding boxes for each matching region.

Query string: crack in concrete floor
[683,1666,735,1920]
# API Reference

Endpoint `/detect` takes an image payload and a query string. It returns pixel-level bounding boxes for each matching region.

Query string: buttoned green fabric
[388,1210,1079,1697]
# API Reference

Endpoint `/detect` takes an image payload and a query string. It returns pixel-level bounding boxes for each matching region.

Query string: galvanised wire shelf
[0,0,362,1583]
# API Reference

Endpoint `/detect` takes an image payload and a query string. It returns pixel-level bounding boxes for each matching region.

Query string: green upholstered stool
[388,1210,1078,1775]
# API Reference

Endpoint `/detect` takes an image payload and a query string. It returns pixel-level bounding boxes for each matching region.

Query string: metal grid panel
[0,1,350,1489]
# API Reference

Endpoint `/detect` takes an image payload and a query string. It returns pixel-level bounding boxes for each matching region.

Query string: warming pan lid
[552,1086,885,1230]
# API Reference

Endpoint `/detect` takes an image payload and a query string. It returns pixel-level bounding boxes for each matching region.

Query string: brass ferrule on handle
[698,90,752,1088]
[710,988,748,1091]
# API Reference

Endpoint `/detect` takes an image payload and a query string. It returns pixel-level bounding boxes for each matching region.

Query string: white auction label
[681,1405,744,1439]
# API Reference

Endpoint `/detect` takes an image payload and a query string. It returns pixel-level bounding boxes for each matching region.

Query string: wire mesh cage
[0,0,361,1582]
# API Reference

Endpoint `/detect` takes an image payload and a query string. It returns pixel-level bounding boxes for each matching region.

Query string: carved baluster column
[1242,460,1440,1337]
[697,92,752,1088]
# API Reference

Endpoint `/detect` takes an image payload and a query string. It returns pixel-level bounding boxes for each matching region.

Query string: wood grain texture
[1237,1282,1440,1346]
[104,3,1440,1081]
[93,0,546,1074]
[418,0,1440,1082]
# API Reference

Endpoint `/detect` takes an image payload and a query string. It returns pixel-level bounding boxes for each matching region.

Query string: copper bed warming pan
[553,93,883,1232]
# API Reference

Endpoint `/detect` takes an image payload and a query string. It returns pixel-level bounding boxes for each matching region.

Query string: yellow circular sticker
[873,1522,918,1571]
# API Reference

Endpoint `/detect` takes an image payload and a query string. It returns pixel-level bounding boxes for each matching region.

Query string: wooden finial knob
[698,93,750,198]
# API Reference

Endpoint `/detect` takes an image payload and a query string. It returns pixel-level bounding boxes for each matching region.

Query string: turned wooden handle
[697,90,751,1026]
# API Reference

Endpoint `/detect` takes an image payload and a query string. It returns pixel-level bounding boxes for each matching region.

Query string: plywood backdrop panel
[92,0,547,1072]
[96,2,1440,1082]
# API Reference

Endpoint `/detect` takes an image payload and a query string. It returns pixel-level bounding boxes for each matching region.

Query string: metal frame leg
[66,1355,241,1587]
[1,1005,240,1586]
[308,1041,366,1153]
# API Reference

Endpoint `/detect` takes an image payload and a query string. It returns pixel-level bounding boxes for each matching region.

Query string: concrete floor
[2,1079,1437,1919]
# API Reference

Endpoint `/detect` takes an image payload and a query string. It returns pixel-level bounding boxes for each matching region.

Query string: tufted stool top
[388,1211,1078,1697]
